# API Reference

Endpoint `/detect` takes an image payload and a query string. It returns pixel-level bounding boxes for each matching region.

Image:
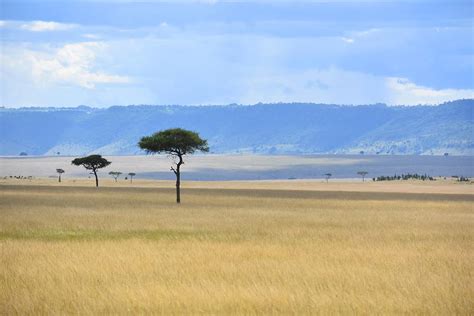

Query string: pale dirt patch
[0,155,366,177]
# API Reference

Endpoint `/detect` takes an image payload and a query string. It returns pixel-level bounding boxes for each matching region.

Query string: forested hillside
[1,100,472,156]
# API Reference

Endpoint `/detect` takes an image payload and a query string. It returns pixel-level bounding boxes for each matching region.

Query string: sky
[0,0,473,107]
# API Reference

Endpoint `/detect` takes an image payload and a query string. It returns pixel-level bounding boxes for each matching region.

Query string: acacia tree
[109,171,122,182]
[324,173,332,183]
[138,128,209,203]
[56,168,65,183]
[71,155,111,187]
[357,171,368,182]
[128,172,136,183]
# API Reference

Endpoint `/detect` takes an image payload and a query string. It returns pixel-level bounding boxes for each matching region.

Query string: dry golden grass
[1,184,473,314]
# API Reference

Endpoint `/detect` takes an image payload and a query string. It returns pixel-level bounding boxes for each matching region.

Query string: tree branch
[177,153,184,167]
[170,166,177,175]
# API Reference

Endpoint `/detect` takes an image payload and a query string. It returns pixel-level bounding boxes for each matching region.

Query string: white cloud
[338,28,380,45]
[234,68,474,106]
[238,68,387,105]
[386,77,474,105]
[341,37,354,44]
[20,21,77,32]
[39,42,130,88]
[3,42,130,89]
[354,28,380,37]
[82,33,101,39]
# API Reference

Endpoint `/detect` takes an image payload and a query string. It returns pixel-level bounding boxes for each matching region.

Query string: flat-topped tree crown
[56,168,65,183]
[108,171,122,182]
[71,155,111,170]
[138,128,209,203]
[128,172,136,183]
[138,128,209,155]
[357,171,369,182]
[71,155,111,187]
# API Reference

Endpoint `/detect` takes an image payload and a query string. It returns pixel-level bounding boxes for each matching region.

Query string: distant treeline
[453,176,470,182]
[373,174,471,182]
[373,173,435,181]
[3,175,34,180]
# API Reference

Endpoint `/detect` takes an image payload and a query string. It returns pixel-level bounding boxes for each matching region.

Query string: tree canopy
[71,155,111,187]
[138,128,209,155]
[357,171,369,182]
[71,155,111,170]
[109,171,122,182]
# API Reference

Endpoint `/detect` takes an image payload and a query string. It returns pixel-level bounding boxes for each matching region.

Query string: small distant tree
[324,173,332,183]
[128,172,136,183]
[138,128,209,203]
[108,171,122,182]
[71,155,111,187]
[357,171,368,182]
[56,168,65,183]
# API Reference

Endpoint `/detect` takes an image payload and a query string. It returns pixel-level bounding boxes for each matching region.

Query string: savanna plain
[1,179,473,314]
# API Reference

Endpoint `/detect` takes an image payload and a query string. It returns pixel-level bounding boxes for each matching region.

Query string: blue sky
[1,0,473,107]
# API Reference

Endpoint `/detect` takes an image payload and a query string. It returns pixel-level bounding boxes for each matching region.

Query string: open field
[1,183,473,314]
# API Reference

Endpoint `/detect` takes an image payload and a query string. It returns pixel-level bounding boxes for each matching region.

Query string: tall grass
[1,185,472,314]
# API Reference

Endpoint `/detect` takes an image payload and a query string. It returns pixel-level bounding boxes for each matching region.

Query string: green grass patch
[0,228,214,242]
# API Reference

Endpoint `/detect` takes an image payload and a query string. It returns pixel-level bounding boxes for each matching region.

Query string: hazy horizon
[2,98,473,110]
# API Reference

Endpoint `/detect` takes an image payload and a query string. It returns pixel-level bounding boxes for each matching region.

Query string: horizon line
[1,98,473,110]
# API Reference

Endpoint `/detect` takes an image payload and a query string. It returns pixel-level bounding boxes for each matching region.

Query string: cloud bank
[1,1,472,107]
[20,21,77,32]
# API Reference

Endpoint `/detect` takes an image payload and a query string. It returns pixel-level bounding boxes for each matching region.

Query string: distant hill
[0,100,472,156]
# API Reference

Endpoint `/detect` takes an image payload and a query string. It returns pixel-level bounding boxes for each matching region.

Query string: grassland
[1,182,473,314]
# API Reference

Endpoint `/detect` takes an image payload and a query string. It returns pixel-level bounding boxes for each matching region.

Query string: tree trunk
[176,169,181,204]
[175,154,183,204]
[58,174,61,183]
[93,170,99,187]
